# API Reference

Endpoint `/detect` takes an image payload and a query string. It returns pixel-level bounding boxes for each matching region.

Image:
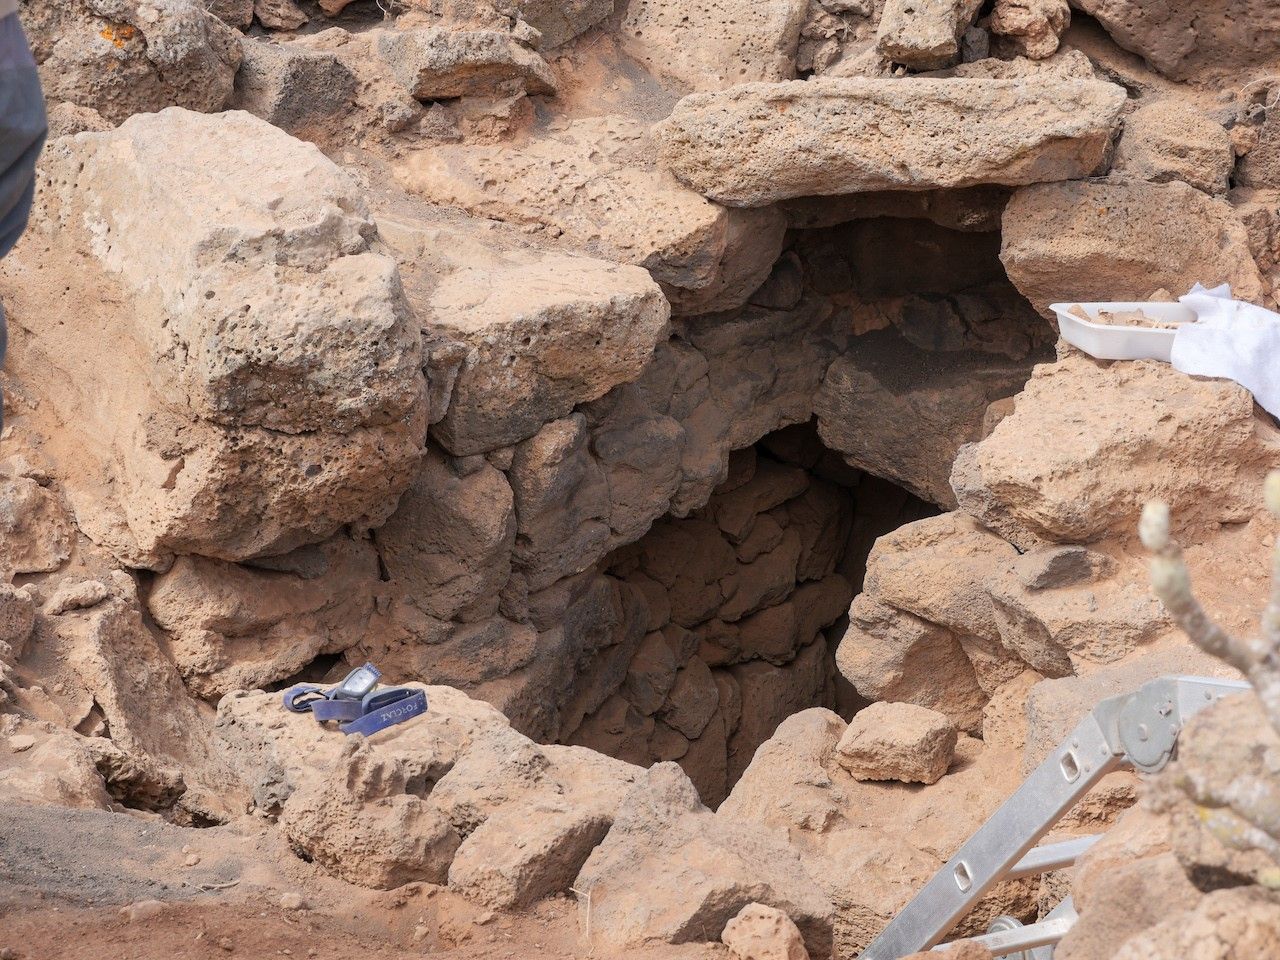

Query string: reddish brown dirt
[0,897,721,960]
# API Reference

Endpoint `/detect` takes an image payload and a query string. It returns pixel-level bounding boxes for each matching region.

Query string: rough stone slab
[653,76,1126,206]
[375,28,556,101]
[513,0,614,49]
[835,701,958,784]
[1072,0,1280,80]
[835,594,987,733]
[876,0,982,69]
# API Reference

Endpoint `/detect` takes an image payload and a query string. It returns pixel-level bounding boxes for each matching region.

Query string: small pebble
[279,893,305,911]
[8,735,34,753]
[476,911,496,926]
[183,854,201,867]
[1,947,17,960]
[218,937,234,952]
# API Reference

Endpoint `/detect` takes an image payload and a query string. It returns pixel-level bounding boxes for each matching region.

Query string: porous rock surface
[654,76,1126,206]
[722,902,811,960]
[5,1,1280,957]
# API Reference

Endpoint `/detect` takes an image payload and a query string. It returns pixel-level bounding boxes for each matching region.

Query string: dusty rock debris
[3,0,1280,959]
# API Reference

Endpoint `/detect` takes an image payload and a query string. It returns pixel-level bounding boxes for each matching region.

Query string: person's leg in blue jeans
[0,8,48,436]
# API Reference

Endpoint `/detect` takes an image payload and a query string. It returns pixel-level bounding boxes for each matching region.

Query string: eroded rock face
[621,0,809,91]
[654,76,1126,206]
[232,39,358,135]
[146,535,381,699]
[12,109,427,567]
[25,0,242,124]
[399,115,786,315]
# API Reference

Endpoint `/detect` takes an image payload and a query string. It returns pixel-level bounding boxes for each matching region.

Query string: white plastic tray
[1049,302,1197,362]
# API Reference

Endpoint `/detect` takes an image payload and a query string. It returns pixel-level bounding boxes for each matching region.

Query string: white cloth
[1171,283,1280,418]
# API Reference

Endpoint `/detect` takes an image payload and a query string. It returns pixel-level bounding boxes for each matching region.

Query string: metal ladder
[857,675,1251,960]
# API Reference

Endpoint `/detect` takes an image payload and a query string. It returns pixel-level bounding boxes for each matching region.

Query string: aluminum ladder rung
[1006,835,1100,880]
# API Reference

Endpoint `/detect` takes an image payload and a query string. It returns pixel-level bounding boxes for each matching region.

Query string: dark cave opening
[562,420,939,805]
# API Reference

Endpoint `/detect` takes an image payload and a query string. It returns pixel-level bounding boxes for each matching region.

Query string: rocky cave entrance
[548,204,1055,807]
[561,422,938,807]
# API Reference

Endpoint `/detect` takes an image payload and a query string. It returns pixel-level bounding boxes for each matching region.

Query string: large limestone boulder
[717,709,852,836]
[861,514,1016,647]
[1000,180,1265,313]
[25,0,242,124]
[214,684,513,812]
[430,725,641,908]
[386,221,670,455]
[8,109,427,567]
[576,763,835,957]
[1071,0,1280,80]
[951,352,1269,550]
[398,115,785,316]
[280,739,462,889]
[219,684,641,905]
[1111,101,1234,196]
[653,76,1126,206]
[621,0,809,91]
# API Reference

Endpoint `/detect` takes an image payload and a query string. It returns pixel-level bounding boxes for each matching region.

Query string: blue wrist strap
[338,688,428,737]
[279,663,427,736]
